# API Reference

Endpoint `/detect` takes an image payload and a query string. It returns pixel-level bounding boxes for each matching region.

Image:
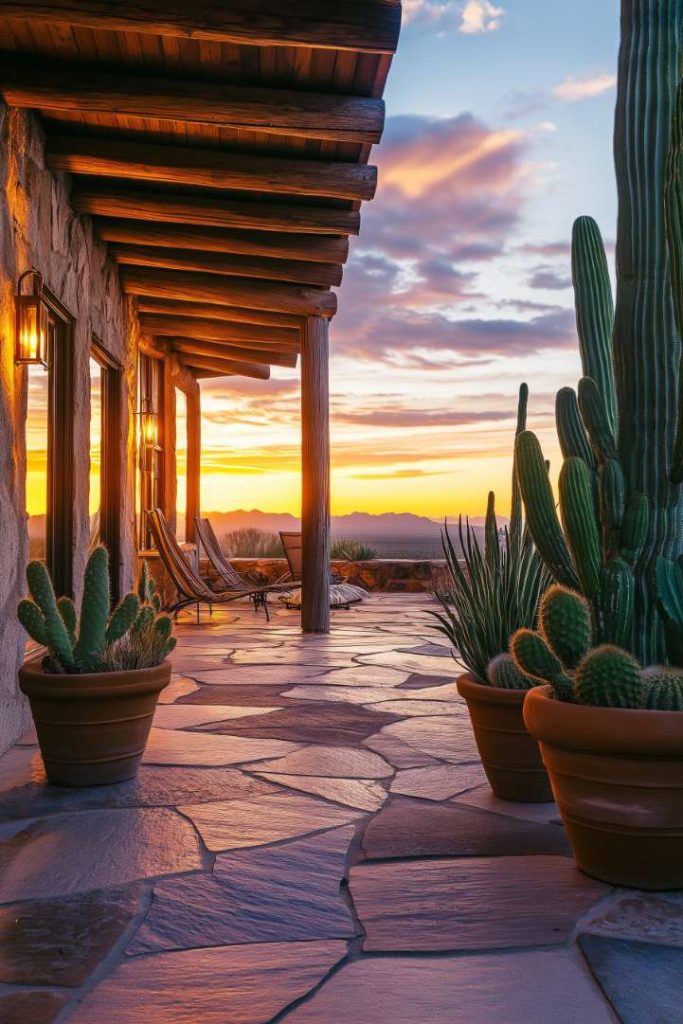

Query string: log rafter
[138,313,300,349]
[134,298,304,330]
[177,352,271,380]
[166,338,298,368]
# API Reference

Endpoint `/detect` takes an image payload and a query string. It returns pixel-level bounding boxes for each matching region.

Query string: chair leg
[196,602,200,625]
[264,597,270,622]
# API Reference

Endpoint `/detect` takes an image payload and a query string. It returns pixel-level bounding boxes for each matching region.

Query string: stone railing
[229,557,449,593]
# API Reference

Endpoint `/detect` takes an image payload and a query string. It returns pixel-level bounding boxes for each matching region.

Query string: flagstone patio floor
[0,594,679,1023]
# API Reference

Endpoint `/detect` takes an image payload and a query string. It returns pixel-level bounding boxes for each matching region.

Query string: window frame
[90,338,123,601]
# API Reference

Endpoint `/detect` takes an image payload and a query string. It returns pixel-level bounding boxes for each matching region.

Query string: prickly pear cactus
[539,585,591,670]
[574,645,643,709]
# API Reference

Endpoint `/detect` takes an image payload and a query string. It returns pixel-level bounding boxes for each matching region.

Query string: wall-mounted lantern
[15,268,49,367]
[138,396,159,472]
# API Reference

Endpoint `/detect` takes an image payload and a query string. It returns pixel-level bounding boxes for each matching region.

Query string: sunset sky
[199,0,621,519]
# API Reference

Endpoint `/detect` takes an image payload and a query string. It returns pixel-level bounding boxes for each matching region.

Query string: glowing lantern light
[15,268,48,366]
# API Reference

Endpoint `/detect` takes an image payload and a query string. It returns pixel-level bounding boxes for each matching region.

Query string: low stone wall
[229,558,449,594]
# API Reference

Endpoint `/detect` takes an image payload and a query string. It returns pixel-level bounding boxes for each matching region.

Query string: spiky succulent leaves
[105,592,140,644]
[666,78,683,484]
[571,217,617,434]
[620,493,649,566]
[17,599,48,647]
[538,585,591,670]
[57,597,77,645]
[558,457,602,598]
[509,382,528,546]
[556,387,596,470]
[578,377,617,463]
[25,560,75,672]
[133,604,155,635]
[153,614,173,641]
[138,559,149,603]
[511,629,561,682]
[600,559,634,649]
[515,431,580,589]
[574,645,643,709]
[73,546,111,671]
[486,653,537,691]
[642,667,683,710]
[484,491,500,574]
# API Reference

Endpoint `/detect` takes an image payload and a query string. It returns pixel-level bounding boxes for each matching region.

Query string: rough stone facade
[0,103,139,754]
[228,558,449,594]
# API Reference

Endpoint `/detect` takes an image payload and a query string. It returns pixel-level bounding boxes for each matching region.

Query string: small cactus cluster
[510,585,683,710]
[18,547,175,674]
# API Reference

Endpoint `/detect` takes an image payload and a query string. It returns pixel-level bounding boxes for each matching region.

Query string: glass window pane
[175,387,188,542]
[89,356,102,547]
[26,362,49,561]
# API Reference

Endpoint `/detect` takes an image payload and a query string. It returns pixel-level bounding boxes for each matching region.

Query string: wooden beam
[74,186,360,236]
[0,2,402,53]
[46,135,377,200]
[192,369,235,379]
[112,244,343,288]
[177,353,271,380]
[301,315,330,633]
[139,313,300,349]
[185,386,201,543]
[169,338,298,368]
[122,267,337,317]
[135,298,303,330]
[97,221,349,266]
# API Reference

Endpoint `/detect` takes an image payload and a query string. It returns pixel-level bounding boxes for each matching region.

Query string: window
[175,387,188,542]
[90,341,123,599]
[137,354,164,549]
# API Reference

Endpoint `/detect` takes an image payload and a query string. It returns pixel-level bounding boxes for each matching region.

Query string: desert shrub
[331,538,378,561]
[224,528,283,558]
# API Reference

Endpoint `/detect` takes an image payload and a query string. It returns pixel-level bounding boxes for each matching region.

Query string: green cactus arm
[509,382,528,544]
[600,559,634,649]
[484,491,500,573]
[558,456,602,598]
[17,600,48,646]
[57,597,77,645]
[515,431,580,589]
[487,653,536,691]
[138,560,149,603]
[153,615,173,641]
[105,592,141,644]
[600,459,626,561]
[73,546,111,669]
[555,387,596,469]
[577,377,617,463]
[571,217,617,434]
[574,645,643,709]
[162,637,177,658]
[511,628,563,682]
[26,560,60,617]
[619,493,649,566]
[25,561,75,671]
[666,78,683,484]
[133,604,155,634]
[538,585,591,670]
[642,667,683,710]
[656,556,683,624]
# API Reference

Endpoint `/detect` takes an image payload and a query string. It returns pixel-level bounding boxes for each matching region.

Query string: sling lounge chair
[195,516,291,592]
[278,531,366,609]
[148,509,275,620]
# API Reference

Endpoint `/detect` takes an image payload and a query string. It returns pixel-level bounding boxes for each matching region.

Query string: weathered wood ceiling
[0,0,401,379]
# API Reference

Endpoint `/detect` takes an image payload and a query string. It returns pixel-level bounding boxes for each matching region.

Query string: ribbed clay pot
[18,659,171,787]
[456,673,553,803]
[524,685,683,889]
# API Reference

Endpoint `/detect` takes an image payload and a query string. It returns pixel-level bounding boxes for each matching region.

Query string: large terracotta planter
[18,659,171,787]
[524,685,683,889]
[456,673,553,803]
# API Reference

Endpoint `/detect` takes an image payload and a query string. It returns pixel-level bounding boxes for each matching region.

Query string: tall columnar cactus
[516,0,683,665]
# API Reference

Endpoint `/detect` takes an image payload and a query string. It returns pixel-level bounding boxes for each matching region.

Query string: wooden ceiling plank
[45,134,378,199]
[134,297,303,329]
[138,313,300,348]
[177,352,271,380]
[0,2,402,54]
[168,337,298,368]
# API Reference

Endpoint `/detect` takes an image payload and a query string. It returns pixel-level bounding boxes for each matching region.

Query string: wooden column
[185,385,201,543]
[301,315,330,633]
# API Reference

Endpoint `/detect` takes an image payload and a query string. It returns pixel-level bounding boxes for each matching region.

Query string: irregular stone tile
[390,763,487,800]
[0,988,70,1024]
[69,939,347,1024]
[181,791,363,851]
[189,665,326,686]
[0,808,202,903]
[349,855,607,952]
[380,716,479,763]
[153,704,280,729]
[196,704,400,745]
[282,684,405,705]
[368,699,467,716]
[362,797,571,860]
[157,675,200,703]
[363,732,437,769]
[398,672,457,690]
[142,727,299,766]
[256,773,387,812]
[0,767,276,821]
[453,785,562,824]
[177,683,308,706]
[358,651,458,676]
[580,892,683,947]
[130,827,358,953]
[249,744,394,779]
[579,934,683,1024]
[170,655,232,673]
[230,649,353,667]
[0,886,141,985]
[324,666,408,687]
[0,747,46,794]
[398,643,453,657]
[282,950,616,1024]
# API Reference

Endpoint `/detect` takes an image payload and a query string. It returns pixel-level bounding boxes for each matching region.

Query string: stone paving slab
[453,785,562,824]
[152,704,281,728]
[580,891,683,947]
[68,939,349,1024]
[349,855,608,952]
[363,731,438,769]
[379,716,480,763]
[390,762,487,800]
[281,950,616,1024]
[579,933,683,1024]
[249,744,394,779]
[256,773,387,811]
[0,988,70,1024]
[130,827,358,953]
[194,703,400,745]
[142,727,299,766]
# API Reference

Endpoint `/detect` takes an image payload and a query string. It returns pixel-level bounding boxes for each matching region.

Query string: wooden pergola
[0,1,401,632]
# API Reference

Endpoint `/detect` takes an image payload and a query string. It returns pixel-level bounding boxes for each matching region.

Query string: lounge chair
[195,516,291,592]
[278,531,366,609]
[147,509,275,620]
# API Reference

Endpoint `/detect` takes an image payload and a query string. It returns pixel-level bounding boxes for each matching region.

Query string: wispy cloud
[460,1,505,34]
[552,73,616,102]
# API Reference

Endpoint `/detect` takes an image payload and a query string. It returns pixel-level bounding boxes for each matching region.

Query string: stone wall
[0,103,139,754]
[227,558,449,593]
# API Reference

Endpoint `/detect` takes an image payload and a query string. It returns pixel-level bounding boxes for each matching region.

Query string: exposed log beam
[0,2,402,53]
[46,135,377,200]
[139,313,300,349]
[168,338,298,368]
[96,220,349,266]
[112,244,343,288]
[74,186,360,235]
[135,298,303,330]
[177,353,271,380]
[121,267,337,317]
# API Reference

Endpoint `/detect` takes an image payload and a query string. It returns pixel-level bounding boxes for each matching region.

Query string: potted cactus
[17,547,175,787]
[511,0,683,888]
[431,386,552,802]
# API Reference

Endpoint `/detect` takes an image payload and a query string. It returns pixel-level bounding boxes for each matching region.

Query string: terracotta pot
[524,685,683,889]
[18,659,171,787]
[456,673,553,803]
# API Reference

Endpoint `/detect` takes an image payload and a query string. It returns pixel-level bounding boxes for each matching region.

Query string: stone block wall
[226,558,449,594]
[0,104,139,753]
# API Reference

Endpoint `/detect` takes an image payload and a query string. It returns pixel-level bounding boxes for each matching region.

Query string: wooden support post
[185,386,201,543]
[301,315,330,633]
